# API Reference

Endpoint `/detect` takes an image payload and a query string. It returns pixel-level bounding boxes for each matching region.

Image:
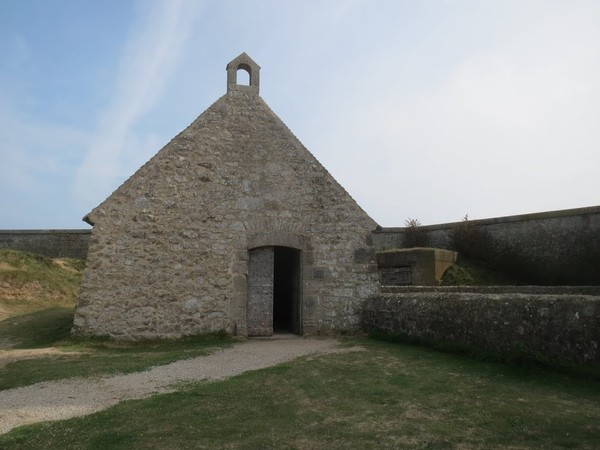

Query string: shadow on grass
[368,331,600,381]
[0,307,74,349]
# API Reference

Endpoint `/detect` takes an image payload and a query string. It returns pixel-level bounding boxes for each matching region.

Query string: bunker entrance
[247,246,301,336]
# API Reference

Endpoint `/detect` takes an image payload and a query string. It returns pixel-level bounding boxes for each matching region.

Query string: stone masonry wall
[74,89,378,340]
[0,229,91,259]
[372,206,600,285]
[362,288,600,366]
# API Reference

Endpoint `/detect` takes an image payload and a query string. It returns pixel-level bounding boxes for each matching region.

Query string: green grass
[0,332,232,391]
[0,306,75,348]
[370,330,600,381]
[1,339,599,449]
[0,307,232,390]
[442,255,521,285]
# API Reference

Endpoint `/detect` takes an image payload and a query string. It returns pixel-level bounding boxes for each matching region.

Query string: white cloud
[311,2,600,226]
[72,0,204,210]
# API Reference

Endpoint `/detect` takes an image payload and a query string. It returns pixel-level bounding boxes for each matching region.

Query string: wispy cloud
[0,100,90,227]
[72,0,203,211]
[0,103,88,187]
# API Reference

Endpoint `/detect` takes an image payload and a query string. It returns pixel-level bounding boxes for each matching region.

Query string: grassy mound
[0,249,85,321]
[442,256,521,286]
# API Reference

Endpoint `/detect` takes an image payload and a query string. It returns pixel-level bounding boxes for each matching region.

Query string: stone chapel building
[73,53,379,340]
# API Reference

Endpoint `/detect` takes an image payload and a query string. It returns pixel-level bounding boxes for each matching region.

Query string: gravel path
[0,338,360,434]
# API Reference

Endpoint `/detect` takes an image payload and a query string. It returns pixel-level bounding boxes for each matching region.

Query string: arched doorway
[247,246,302,336]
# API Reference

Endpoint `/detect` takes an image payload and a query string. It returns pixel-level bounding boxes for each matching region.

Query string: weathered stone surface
[73,54,378,340]
[376,248,457,286]
[363,290,600,366]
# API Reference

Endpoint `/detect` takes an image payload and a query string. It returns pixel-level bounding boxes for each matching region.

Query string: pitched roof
[83,54,376,230]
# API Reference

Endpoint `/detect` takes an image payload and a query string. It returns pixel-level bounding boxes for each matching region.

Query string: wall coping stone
[375,205,600,233]
[0,229,91,235]
[379,285,600,295]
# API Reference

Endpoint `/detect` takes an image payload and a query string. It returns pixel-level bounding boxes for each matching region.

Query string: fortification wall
[3,205,599,283]
[362,288,600,367]
[372,206,600,285]
[0,229,91,259]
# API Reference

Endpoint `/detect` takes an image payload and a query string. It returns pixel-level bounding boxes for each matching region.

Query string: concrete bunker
[376,248,458,286]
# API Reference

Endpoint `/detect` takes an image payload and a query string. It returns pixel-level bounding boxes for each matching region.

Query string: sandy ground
[0,338,362,435]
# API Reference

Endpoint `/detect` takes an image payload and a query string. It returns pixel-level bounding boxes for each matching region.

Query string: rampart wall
[0,229,91,259]
[372,206,600,285]
[362,287,600,367]
[2,204,599,282]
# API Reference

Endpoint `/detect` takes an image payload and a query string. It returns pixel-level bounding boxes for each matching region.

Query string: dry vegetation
[0,249,84,321]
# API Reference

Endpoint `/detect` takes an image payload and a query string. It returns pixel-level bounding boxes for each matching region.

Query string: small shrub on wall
[450,215,493,261]
[403,218,429,248]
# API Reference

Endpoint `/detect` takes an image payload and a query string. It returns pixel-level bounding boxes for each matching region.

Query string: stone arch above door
[230,231,316,337]
[247,231,312,253]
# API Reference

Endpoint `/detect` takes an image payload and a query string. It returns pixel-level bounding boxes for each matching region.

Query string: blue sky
[1,0,599,229]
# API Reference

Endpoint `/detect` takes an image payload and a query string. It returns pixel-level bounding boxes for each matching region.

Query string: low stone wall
[0,229,91,259]
[362,288,600,367]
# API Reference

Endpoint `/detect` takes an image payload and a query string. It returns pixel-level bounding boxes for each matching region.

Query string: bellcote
[226,52,260,95]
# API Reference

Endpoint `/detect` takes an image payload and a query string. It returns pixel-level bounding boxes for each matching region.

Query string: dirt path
[0,338,362,435]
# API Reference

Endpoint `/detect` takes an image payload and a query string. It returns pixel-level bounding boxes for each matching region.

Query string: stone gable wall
[73,91,378,340]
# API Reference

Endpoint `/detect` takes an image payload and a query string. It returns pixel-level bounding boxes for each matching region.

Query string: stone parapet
[0,229,91,259]
[363,290,600,366]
